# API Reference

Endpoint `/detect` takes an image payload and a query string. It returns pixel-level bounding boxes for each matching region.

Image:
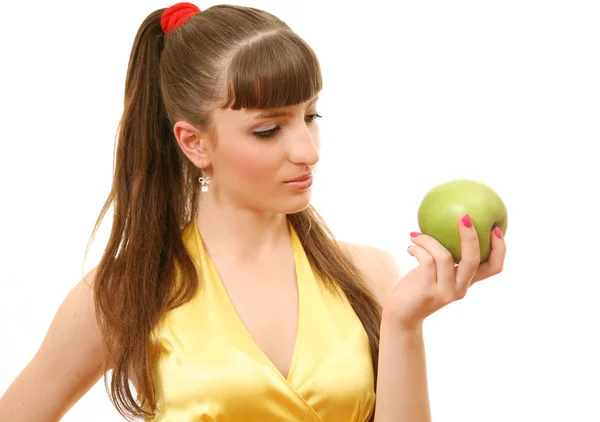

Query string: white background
[1,0,599,421]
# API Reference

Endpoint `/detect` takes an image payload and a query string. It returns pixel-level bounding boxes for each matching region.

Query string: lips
[285,173,312,183]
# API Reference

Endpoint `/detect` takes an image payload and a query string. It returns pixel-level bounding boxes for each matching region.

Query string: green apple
[417,179,507,263]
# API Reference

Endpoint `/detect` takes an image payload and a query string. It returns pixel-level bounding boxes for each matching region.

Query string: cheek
[221,142,278,182]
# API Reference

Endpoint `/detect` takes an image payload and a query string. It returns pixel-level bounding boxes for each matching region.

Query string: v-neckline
[193,219,304,383]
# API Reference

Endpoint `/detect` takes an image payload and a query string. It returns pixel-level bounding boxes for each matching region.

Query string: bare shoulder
[338,240,401,306]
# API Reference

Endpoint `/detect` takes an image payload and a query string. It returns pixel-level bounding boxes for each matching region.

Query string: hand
[382,214,506,331]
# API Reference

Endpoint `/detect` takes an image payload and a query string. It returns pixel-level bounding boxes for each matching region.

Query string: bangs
[221,30,322,110]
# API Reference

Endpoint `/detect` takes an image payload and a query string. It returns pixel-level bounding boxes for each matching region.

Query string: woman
[0,3,506,421]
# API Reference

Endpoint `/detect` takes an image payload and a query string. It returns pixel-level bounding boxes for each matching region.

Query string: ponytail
[87,9,201,420]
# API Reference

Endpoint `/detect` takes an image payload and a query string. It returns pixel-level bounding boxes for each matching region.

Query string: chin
[273,191,313,215]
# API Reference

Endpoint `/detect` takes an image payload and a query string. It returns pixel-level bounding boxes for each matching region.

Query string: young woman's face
[206,96,321,214]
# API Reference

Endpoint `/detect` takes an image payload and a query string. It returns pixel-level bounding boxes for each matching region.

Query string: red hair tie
[161,2,201,34]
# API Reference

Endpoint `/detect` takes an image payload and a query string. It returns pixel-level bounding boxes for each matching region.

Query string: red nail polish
[493,227,503,239]
[410,231,421,237]
[461,214,473,228]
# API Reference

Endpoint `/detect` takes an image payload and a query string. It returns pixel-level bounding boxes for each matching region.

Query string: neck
[195,193,290,261]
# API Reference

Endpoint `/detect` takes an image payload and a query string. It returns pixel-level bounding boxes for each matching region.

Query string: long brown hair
[85,5,381,421]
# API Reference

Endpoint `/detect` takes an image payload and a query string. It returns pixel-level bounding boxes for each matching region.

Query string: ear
[172,120,213,168]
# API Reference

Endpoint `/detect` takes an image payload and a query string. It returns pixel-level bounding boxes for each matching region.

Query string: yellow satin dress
[145,219,376,421]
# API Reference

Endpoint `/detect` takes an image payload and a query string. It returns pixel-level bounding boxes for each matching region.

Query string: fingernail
[461,214,473,228]
[410,231,421,237]
[493,227,503,239]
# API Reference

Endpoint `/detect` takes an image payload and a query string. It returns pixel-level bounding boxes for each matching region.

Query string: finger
[407,244,437,284]
[410,232,455,297]
[455,214,481,292]
[472,227,506,284]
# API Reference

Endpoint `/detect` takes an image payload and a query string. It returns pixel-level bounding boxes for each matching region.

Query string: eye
[252,126,280,139]
[252,114,322,140]
[306,113,322,123]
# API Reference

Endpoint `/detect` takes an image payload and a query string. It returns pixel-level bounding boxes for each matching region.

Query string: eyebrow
[254,110,293,119]
[250,96,320,120]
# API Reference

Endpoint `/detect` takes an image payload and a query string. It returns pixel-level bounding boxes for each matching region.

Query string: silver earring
[198,167,211,192]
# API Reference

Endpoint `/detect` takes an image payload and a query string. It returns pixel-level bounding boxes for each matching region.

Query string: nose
[287,123,319,167]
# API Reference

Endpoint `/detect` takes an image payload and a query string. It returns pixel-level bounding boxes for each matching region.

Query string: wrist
[381,306,424,335]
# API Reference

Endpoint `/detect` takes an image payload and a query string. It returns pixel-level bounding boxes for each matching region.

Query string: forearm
[373,312,432,422]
